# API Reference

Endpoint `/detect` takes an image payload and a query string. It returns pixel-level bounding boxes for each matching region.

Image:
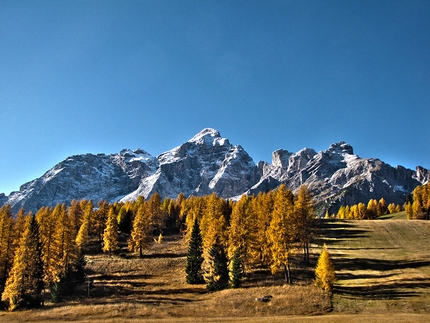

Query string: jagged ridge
[1,128,428,214]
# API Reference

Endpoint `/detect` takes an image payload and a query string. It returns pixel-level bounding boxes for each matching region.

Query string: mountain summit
[1,128,428,214]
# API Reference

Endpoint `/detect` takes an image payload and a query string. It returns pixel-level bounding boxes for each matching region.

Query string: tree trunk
[287,263,292,284]
[283,263,292,284]
[283,264,288,283]
[303,244,307,262]
[303,242,309,262]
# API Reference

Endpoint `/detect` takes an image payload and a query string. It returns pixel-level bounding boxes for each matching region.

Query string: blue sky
[1,0,429,195]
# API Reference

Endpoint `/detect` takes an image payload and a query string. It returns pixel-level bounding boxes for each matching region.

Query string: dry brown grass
[0,234,330,322]
[1,219,430,323]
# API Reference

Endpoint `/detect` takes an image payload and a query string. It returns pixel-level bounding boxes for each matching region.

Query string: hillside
[1,218,429,322]
[319,218,430,314]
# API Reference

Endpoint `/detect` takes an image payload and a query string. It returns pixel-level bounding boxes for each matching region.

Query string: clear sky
[1,0,429,195]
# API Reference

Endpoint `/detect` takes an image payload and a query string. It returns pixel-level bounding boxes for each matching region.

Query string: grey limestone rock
[1,128,428,215]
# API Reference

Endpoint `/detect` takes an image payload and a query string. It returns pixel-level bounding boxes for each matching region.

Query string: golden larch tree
[36,205,57,285]
[315,244,336,292]
[252,191,274,267]
[228,195,257,270]
[76,202,92,251]
[201,194,228,251]
[2,215,44,311]
[102,206,119,255]
[293,185,315,262]
[267,185,295,283]
[129,202,151,257]
[93,200,109,242]
[50,204,79,283]
[0,205,14,291]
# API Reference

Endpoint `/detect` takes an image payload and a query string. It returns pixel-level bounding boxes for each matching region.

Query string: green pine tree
[206,236,229,292]
[230,248,243,288]
[185,218,204,284]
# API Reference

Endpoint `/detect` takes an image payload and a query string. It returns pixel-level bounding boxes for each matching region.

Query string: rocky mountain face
[1,128,428,214]
[252,141,421,213]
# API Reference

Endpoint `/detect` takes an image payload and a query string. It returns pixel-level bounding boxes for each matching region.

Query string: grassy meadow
[1,213,430,322]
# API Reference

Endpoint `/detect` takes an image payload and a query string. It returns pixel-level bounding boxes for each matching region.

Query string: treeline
[0,194,182,311]
[183,185,316,288]
[329,198,403,219]
[0,184,317,309]
[405,182,430,220]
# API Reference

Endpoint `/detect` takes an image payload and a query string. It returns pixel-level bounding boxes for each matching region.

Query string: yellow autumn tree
[76,200,93,251]
[293,185,316,262]
[36,205,57,285]
[68,200,83,233]
[337,206,346,219]
[405,202,413,220]
[387,203,396,214]
[228,195,255,269]
[378,198,387,216]
[102,206,119,255]
[12,208,27,247]
[315,244,336,292]
[367,199,378,219]
[267,185,295,283]
[251,191,274,267]
[183,196,206,241]
[147,193,165,233]
[50,204,79,282]
[201,194,228,253]
[93,200,109,242]
[129,202,151,257]
[2,215,44,311]
[0,204,14,291]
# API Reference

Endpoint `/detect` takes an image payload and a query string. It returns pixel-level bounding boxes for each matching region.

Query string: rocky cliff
[1,128,427,214]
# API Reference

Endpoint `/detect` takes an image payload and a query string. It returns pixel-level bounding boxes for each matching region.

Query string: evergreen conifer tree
[230,248,243,288]
[2,216,44,311]
[206,236,229,292]
[185,218,204,284]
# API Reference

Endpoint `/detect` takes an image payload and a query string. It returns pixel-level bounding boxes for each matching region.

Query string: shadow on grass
[88,283,207,305]
[337,272,397,281]
[142,252,187,259]
[333,257,430,272]
[84,270,207,306]
[315,220,370,245]
[333,256,430,300]
[338,247,398,250]
[334,278,430,300]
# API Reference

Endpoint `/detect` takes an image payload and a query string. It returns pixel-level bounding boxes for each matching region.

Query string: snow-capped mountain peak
[189,128,220,142]
[1,128,428,214]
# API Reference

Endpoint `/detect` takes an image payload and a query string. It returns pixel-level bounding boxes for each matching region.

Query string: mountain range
[1,128,428,214]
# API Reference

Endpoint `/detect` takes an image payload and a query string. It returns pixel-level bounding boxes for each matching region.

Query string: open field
[318,218,430,315]
[1,217,429,322]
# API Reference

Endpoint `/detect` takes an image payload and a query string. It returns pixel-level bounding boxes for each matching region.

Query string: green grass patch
[377,211,407,220]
